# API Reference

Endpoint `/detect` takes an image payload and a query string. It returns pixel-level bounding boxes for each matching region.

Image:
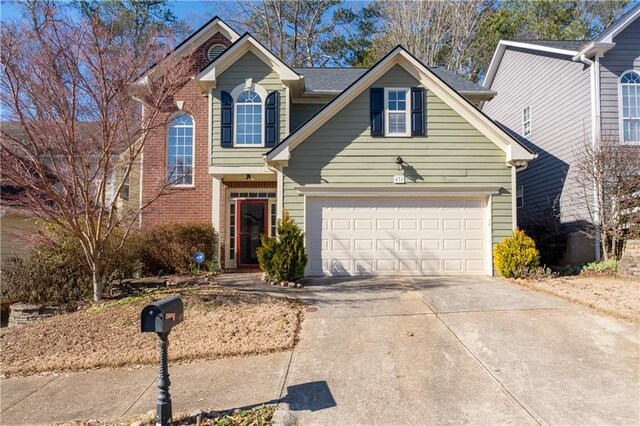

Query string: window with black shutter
[264,91,279,147]
[221,91,233,147]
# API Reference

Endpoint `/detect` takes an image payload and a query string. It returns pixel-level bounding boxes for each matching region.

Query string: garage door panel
[306,198,487,276]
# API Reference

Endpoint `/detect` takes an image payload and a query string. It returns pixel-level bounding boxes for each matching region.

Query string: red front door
[236,199,268,267]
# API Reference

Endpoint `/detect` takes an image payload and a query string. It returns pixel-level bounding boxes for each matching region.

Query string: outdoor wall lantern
[141,296,184,426]
[395,156,405,170]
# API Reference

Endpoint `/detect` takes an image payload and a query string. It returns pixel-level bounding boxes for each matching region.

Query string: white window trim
[384,87,411,137]
[618,70,640,145]
[516,185,524,208]
[522,105,532,137]
[231,82,268,147]
[167,112,195,188]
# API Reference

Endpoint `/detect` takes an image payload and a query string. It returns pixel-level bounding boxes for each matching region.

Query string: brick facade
[140,33,232,229]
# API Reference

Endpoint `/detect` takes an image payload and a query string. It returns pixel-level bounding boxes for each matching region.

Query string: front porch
[213,172,278,270]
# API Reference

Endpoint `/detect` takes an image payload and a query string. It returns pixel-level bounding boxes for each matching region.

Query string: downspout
[576,53,602,260]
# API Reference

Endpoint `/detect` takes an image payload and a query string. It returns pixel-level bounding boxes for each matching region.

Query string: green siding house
[140,17,534,276]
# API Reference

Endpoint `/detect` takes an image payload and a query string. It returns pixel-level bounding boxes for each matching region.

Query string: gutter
[574,53,602,261]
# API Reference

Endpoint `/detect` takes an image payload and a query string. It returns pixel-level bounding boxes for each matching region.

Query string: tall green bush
[257,211,307,281]
[493,228,540,278]
[141,222,217,275]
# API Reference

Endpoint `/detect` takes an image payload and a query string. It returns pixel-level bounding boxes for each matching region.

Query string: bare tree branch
[1,6,195,300]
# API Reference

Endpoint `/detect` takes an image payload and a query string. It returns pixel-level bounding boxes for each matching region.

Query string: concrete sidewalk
[1,353,291,425]
[2,275,639,425]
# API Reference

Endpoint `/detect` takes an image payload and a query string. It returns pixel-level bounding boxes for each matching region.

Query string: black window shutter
[411,87,425,136]
[221,91,233,147]
[370,88,384,136]
[264,91,279,147]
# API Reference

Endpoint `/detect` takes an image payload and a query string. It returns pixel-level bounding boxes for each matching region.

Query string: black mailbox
[141,296,184,333]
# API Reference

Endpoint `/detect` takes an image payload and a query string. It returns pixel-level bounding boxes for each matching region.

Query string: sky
[0,1,241,28]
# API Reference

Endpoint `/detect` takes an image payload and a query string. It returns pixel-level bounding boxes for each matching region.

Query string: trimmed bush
[141,222,217,275]
[581,259,618,276]
[257,211,307,281]
[493,228,541,278]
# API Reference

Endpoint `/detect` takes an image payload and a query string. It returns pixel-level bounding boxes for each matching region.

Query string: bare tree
[574,135,640,260]
[232,0,340,66]
[373,0,492,77]
[1,5,194,301]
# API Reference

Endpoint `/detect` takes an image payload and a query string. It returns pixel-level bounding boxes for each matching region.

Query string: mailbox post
[141,296,184,426]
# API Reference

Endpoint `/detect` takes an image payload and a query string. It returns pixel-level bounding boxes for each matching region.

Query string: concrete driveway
[278,276,640,425]
[1,275,638,425]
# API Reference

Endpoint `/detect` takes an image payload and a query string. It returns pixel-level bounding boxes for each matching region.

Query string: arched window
[207,44,226,61]
[620,70,640,144]
[235,90,263,145]
[167,114,194,185]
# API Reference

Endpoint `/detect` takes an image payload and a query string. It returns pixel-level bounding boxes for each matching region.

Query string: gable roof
[195,33,301,87]
[266,46,534,165]
[483,40,583,88]
[485,4,640,88]
[136,16,240,84]
[169,16,240,59]
[293,66,493,96]
[517,40,587,51]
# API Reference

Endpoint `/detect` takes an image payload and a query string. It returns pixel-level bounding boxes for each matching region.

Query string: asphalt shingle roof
[517,40,587,51]
[294,66,492,94]
[293,67,367,92]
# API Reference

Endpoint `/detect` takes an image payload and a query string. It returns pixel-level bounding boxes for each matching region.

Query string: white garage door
[306,198,488,276]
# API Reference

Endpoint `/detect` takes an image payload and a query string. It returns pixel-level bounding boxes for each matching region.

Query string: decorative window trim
[522,106,531,137]
[231,82,268,147]
[166,112,195,187]
[384,87,411,137]
[618,70,640,145]
[516,185,524,208]
[207,44,226,61]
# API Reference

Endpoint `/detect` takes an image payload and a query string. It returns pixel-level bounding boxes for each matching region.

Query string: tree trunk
[92,261,105,302]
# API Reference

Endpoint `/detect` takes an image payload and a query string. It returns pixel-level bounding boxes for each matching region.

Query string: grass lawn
[514,275,640,323]
[0,280,303,377]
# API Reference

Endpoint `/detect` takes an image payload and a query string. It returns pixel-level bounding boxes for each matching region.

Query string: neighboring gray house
[482,4,640,263]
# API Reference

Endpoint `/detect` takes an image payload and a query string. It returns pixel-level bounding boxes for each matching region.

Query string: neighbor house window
[522,106,531,137]
[516,185,524,208]
[620,70,640,144]
[235,90,263,145]
[119,165,130,201]
[167,114,194,185]
[385,88,410,136]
